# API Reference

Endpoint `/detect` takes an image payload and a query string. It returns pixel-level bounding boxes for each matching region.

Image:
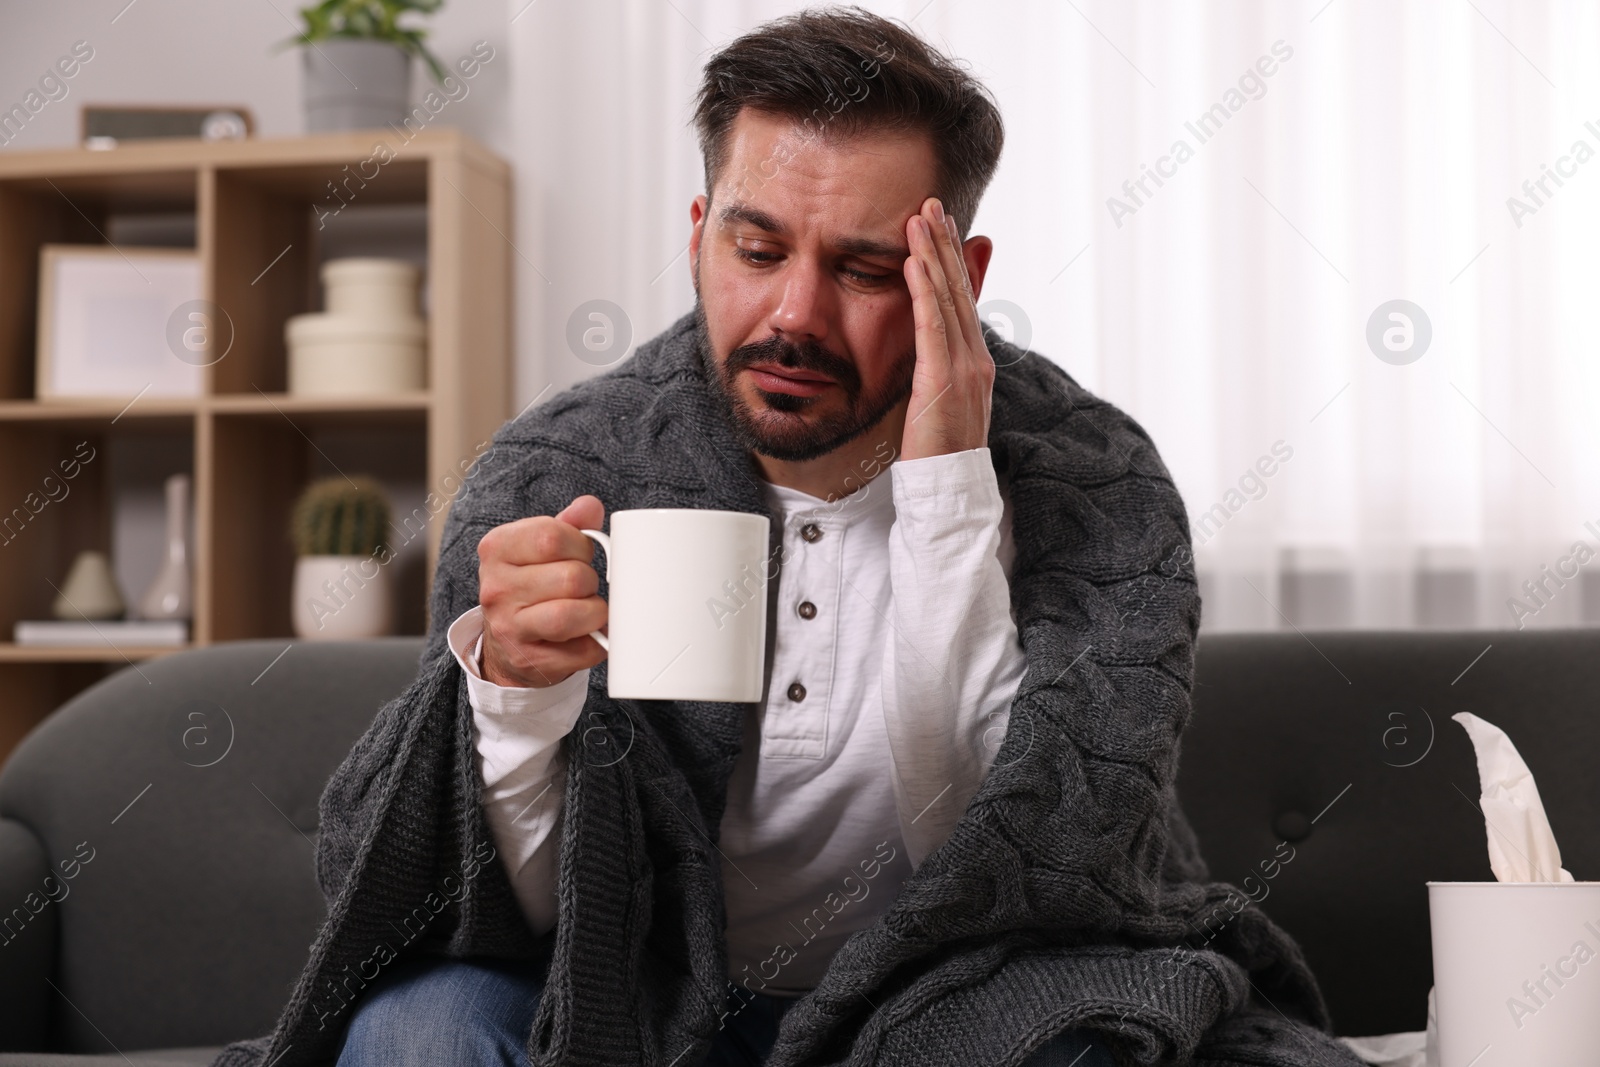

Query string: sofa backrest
[1178,629,1600,1037]
[0,638,426,1053]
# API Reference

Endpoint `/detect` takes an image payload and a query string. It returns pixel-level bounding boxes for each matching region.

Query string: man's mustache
[724,335,862,395]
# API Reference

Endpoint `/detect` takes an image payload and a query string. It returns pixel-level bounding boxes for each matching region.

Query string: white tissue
[1340,989,1439,1067]
[1340,1029,1427,1066]
[1451,712,1573,883]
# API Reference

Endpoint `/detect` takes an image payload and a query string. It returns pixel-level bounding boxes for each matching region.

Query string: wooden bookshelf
[0,643,184,663]
[0,130,511,762]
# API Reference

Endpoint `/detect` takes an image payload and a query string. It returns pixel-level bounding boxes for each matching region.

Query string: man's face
[689,110,938,463]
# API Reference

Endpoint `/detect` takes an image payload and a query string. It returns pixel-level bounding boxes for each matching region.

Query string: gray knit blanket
[210,310,1362,1067]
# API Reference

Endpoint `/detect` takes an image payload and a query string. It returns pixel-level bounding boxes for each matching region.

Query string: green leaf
[277,0,448,58]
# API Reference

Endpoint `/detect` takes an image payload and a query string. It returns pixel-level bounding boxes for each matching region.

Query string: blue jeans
[334,954,1116,1066]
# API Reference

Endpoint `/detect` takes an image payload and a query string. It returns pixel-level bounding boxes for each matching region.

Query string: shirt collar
[760,469,896,527]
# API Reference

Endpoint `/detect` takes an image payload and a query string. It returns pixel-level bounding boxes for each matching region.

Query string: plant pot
[292,555,395,639]
[301,39,411,133]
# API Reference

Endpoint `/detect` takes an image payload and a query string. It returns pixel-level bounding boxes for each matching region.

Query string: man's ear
[962,235,994,302]
[689,194,709,286]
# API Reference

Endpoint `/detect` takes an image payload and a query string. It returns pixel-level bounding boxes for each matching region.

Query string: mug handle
[578,528,611,652]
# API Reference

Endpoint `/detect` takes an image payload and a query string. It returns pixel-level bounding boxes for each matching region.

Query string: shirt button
[787,682,807,702]
[800,523,822,542]
[797,600,817,620]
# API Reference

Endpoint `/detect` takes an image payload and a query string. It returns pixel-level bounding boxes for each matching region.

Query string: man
[214,8,1360,1067]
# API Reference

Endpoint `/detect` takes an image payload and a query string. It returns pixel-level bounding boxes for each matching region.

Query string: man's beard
[694,300,916,463]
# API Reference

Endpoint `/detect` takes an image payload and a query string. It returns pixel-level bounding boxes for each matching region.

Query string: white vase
[292,555,395,639]
[137,474,192,621]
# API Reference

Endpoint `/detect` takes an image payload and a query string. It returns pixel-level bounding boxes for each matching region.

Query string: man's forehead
[714,112,931,254]
[720,110,934,181]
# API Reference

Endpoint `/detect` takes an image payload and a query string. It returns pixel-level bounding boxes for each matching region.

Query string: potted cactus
[289,475,396,639]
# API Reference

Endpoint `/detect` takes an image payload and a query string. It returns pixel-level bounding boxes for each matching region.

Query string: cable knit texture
[208,311,1361,1067]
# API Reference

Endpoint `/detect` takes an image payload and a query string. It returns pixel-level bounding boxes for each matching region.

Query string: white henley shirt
[446,446,1026,994]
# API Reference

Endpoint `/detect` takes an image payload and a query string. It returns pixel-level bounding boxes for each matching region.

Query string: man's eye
[732,247,891,285]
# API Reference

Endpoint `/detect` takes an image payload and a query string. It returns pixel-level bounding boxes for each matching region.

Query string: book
[14,619,188,647]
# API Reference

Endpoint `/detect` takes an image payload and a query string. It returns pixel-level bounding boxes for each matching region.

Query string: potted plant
[284,0,448,132]
[289,475,396,639]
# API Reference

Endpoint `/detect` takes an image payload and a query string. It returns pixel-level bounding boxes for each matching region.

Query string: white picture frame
[36,245,204,400]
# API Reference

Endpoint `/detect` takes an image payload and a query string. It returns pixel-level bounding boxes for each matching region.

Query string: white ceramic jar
[287,314,426,395]
[323,257,422,319]
[286,257,427,396]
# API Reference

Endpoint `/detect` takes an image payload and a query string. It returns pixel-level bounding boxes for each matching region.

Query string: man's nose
[768,261,834,344]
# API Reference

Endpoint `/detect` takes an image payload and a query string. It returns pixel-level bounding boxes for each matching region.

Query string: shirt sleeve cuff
[889,446,1004,525]
[447,604,591,722]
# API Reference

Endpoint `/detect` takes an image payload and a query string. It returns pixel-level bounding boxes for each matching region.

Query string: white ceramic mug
[579,509,771,701]
[1429,881,1600,1067]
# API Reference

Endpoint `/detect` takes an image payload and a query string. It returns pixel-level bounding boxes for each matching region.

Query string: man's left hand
[899,197,995,462]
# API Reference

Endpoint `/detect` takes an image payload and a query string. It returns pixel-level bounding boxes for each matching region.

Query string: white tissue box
[1428,881,1600,1067]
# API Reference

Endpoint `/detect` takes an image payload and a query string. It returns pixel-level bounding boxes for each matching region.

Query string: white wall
[0,0,512,154]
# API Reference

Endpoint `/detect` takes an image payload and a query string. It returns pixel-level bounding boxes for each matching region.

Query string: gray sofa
[0,630,1595,1063]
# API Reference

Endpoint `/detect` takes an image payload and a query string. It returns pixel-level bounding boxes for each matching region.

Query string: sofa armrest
[0,817,55,1051]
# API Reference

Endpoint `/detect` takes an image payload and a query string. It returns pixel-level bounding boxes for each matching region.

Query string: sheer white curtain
[508,0,1600,631]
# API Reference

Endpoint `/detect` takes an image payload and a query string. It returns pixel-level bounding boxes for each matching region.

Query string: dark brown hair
[692,5,1004,240]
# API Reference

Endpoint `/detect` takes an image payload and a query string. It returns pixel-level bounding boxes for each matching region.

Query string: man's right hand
[477,494,609,688]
